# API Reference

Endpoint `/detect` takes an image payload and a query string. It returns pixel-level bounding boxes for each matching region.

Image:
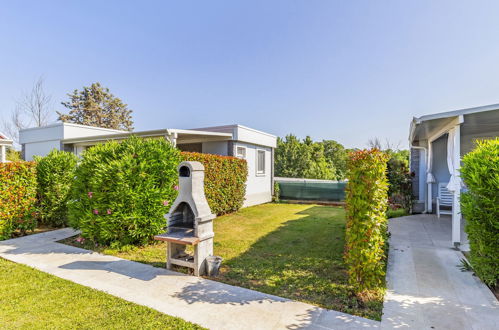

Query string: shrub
[0,162,38,239]
[460,138,499,287]
[181,152,247,215]
[68,137,181,246]
[386,157,412,212]
[35,150,79,227]
[273,181,280,202]
[344,149,389,295]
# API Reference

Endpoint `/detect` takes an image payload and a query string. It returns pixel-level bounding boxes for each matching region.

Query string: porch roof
[62,128,232,146]
[0,131,13,145]
[410,104,499,144]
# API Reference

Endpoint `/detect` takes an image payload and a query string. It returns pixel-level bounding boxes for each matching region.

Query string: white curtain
[446,128,461,192]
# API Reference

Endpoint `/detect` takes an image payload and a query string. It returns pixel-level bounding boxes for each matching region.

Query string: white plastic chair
[436,182,453,218]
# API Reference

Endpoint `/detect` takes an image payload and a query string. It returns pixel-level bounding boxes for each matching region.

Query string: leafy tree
[275,135,337,180]
[57,83,133,131]
[275,135,309,178]
[323,140,348,179]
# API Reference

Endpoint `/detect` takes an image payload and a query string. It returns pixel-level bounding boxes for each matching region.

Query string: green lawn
[62,203,385,320]
[0,258,204,329]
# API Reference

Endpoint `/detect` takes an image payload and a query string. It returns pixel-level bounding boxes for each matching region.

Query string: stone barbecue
[154,161,215,276]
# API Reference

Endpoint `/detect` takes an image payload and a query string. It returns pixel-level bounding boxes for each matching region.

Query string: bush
[460,138,499,287]
[387,157,412,212]
[35,150,79,227]
[344,149,389,295]
[273,181,280,202]
[0,162,38,239]
[181,152,247,215]
[69,137,181,247]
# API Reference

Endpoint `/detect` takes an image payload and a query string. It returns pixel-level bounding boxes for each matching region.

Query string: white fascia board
[169,128,233,138]
[415,104,499,123]
[62,128,232,145]
[62,129,170,144]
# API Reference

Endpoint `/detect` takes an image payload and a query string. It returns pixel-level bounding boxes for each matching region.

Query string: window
[236,146,246,159]
[256,150,266,175]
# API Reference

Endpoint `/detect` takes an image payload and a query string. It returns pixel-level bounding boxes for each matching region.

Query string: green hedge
[461,138,499,287]
[69,137,181,247]
[35,150,79,227]
[344,149,389,295]
[0,162,38,239]
[181,152,247,215]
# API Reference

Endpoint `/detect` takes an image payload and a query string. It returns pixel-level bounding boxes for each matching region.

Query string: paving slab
[0,228,379,330]
[382,214,499,329]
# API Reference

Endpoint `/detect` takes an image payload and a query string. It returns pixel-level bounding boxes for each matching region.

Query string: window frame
[236,146,247,159]
[256,149,266,176]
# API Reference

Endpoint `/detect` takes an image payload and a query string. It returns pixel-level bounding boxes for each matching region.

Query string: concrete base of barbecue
[162,237,213,276]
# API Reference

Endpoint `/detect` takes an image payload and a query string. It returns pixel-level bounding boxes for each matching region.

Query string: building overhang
[409,105,499,146]
[62,128,233,146]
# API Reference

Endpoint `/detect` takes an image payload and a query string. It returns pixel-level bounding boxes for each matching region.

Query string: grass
[0,258,204,329]
[62,203,385,320]
[386,208,409,218]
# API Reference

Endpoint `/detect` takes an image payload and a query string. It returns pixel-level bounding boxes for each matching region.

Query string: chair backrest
[438,182,453,205]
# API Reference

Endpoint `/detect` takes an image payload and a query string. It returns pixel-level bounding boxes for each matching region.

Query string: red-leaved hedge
[181,152,248,215]
[345,149,389,295]
[0,161,38,239]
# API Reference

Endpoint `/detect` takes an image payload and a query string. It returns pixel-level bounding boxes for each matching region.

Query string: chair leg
[436,199,440,218]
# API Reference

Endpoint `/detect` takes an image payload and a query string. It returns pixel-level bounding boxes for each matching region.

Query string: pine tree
[57,83,133,131]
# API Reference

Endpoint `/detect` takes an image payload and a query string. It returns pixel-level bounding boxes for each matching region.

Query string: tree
[275,135,337,180]
[275,135,308,178]
[1,76,52,146]
[57,83,134,131]
[322,140,348,179]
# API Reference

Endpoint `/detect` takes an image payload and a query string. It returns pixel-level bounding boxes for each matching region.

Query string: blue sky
[2,1,499,148]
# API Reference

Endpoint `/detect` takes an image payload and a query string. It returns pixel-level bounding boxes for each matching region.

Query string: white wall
[25,140,61,161]
[234,141,272,207]
[202,141,228,155]
[63,124,125,139]
[234,126,277,148]
[19,124,64,145]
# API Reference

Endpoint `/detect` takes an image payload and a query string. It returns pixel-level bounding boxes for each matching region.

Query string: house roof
[410,104,499,144]
[19,122,127,134]
[0,131,13,143]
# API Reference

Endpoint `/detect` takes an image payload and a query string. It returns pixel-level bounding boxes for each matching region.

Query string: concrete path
[382,214,499,329]
[0,228,378,330]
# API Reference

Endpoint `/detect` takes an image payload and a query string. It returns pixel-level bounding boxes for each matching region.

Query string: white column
[427,142,434,213]
[452,125,461,247]
[0,145,6,163]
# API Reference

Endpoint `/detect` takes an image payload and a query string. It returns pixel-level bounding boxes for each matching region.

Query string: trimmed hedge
[68,137,181,247]
[344,149,389,295]
[181,152,247,215]
[35,150,79,227]
[461,138,499,287]
[0,162,38,239]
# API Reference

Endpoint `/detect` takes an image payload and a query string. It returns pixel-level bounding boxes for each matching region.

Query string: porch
[410,105,499,248]
[382,214,498,329]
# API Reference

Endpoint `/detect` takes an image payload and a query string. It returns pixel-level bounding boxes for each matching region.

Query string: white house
[409,104,499,248]
[0,131,14,163]
[19,123,277,207]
